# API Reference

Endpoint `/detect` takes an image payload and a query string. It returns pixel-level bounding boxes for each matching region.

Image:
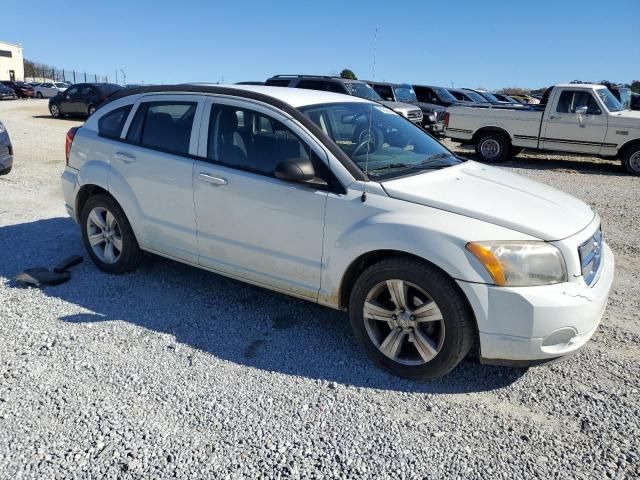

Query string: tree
[340,69,357,80]
[631,80,640,94]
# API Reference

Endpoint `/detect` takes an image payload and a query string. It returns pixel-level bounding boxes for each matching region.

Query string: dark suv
[412,85,473,108]
[265,75,423,126]
[364,81,446,136]
[49,83,122,118]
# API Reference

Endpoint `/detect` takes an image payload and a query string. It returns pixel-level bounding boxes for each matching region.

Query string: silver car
[0,120,12,175]
[33,82,68,99]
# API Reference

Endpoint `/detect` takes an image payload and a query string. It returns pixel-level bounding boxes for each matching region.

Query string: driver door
[541,89,608,154]
[192,98,331,300]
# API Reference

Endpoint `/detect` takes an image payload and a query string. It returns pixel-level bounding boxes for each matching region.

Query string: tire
[348,257,475,380]
[80,194,143,274]
[0,166,11,175]
[474,132,511,163]
[49,103,61,118]
[621,144,640,176]
[87,104,96,116]
[36,92,43,99]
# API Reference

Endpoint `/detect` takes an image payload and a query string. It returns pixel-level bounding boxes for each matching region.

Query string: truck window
[556,91,601,115]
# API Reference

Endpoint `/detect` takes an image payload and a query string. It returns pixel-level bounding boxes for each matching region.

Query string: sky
[3,0,638,90]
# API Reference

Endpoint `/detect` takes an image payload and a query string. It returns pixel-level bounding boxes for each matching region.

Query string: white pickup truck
[444,83,640,175]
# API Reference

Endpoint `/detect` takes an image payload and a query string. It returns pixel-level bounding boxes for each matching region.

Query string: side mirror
[575,106,588,116]
[275,158,316,183]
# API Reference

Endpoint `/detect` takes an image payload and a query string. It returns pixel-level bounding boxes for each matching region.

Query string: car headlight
[466,241,567,286]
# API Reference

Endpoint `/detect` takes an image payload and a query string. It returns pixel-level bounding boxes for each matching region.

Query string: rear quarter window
[98,105,133,139]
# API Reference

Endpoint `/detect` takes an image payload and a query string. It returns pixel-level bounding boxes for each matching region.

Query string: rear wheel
[621,145,640,176]
[80,194,143,274]
[475,132,511,163]
[87,104,96,116]
[349,258,475,380]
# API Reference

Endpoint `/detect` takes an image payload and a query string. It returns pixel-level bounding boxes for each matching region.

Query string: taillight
[65,127,79,165]
[444,112,450,127]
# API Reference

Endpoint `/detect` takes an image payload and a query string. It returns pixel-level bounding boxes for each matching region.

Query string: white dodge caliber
[61,85,614,379]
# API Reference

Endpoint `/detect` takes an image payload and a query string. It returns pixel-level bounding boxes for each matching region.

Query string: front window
[393,85,418,102]
[344,82,383,101]
[300,102,461,180]
[432,87,457,103]
[479,91,500,103]
[596,88,623,112]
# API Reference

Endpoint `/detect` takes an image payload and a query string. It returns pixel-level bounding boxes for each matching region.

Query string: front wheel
[80,194,143,274]
[49,103,61,118]
[36,92,43,99]
[349,258,475,380]
[475,132,511,163]
[621,145,640,175]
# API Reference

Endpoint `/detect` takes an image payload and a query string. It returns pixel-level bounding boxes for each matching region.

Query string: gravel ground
[0,100,638,479]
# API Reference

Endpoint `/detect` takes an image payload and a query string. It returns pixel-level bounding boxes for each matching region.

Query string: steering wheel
[352,127,382,158]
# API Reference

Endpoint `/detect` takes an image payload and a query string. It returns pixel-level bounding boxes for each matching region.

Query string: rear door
[192,97,330,299]
[59,85,80,114]
[541,89,608,154]
[113,94,204,263]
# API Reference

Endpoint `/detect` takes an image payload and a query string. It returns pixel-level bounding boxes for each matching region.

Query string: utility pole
[120,69,126,86]
[115,70,118,84]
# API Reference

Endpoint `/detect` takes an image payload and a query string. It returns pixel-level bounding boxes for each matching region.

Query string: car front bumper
[457,242,614,364]
[426,122,445,137]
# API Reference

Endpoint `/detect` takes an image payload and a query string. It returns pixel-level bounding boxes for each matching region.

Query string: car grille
[407,110,422,120]
[436,111,446,122]
[578,227,603,286]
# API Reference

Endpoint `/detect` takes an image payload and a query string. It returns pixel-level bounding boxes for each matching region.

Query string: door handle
[199,173,228,186]
[114,151,136,163]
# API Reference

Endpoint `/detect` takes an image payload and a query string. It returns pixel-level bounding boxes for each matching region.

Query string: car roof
[113,84,370,108]
[555,83,605,89]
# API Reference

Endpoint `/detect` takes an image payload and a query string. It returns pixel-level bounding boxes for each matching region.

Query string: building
[0,40,24,81]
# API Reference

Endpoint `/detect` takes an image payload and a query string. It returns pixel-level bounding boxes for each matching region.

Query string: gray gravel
[0,100,639,479]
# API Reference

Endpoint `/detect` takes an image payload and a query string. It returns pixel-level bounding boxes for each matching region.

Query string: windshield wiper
[419,152,455,166]
[369,163,412,172]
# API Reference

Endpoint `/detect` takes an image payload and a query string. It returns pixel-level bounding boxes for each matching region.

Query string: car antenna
[362,27,378,203]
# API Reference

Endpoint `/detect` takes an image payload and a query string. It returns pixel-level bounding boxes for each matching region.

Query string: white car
[33,82,68,98]
[60,85,614,379]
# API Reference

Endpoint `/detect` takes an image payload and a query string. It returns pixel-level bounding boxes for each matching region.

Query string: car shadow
[31,115,85,121]
[453,148,626,176]
[0,217,527,394]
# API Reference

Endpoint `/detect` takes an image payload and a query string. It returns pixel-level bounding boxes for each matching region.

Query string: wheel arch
[472,126,512,144]
[618,138,640,157]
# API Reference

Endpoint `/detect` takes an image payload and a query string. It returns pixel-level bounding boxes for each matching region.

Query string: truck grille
[578,227,603,286]
[436,111,446,122]
[407,110,422,120]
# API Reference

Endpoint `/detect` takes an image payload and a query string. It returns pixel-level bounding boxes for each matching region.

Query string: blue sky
[4,0,638,90]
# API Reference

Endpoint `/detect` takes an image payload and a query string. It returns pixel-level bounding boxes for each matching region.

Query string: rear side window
[127,101,196,155]
[98,105,132,139]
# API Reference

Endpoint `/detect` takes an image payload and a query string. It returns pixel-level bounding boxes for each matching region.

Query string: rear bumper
[457,242,614,363]
[61,167,80,222]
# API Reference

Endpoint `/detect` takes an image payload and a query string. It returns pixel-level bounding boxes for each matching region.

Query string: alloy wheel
[86,206,123,264]
[50,104,59,117]
[363,279,445,366]
[629,151,640,174]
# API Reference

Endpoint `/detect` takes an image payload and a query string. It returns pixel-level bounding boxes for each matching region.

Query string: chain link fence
[24,68,113,85]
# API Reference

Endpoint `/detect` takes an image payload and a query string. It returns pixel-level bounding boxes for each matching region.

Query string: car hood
[609,109,640,128]
[382,161,594,241]
[379,101,421,113]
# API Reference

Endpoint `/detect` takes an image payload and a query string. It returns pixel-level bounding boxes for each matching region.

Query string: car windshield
[299,102,461,180]
[597,88,623,112]
[344,82,383,101]
[464,90,490,103]
[393,85,418,102]
[54,82,67,88]
[479,91,500,102]
[433,87,457,102]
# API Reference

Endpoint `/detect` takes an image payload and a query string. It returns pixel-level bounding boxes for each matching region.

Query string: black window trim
[556,90,602,115]
[201,101,345,194]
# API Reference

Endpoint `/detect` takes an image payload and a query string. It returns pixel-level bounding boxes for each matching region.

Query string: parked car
[33,82,68,98]
[61,84,613,380]
[445,83,640,174]
[49,83,122,118]
[508,94,540,105]
[264,75,424,126]
[412,85,472,108]
[493,93,523,104]
[0,84,17,100]
[0,81,34,98]
[448,88,490,104]
[631,92,640,111]
[0,120,13,175]
[465,89,528,109]
[364,81,446,136]
[235,81,265,85]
